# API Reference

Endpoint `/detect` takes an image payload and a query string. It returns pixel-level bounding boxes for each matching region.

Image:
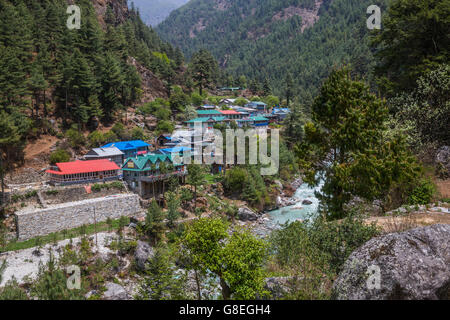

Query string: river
[267,180,324,227]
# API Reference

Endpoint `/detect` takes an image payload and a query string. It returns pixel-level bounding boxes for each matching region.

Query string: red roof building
[47,159,121,185]
[219,110,243,120]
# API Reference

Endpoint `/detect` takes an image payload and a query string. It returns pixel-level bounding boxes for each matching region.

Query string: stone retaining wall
[15,194,141,241]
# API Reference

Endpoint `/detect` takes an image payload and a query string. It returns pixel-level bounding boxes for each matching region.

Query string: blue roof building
[102,140,151,158]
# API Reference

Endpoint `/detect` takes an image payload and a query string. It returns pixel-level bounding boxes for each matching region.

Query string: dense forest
[0,0,184,166]
[156,0,389,101]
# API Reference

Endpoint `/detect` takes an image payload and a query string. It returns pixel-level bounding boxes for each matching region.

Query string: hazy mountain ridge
[129,0,190,26]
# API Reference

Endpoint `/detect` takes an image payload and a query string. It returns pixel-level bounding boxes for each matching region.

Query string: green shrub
[49,149,71,165]
[45,190,59,196]
[408,179,436,205]
[156,120,174,134]
[131,127,146,141]
[87,131,105,148]
[223,167,248,193]
[65,128,86,149]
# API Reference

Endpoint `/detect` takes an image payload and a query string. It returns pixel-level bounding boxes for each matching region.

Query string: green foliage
[190,92,204,106]
[0,0,183,165]
[298,68,421,219]
[145,200,166,243]
[389,64,450,147]
[408,180,436,205]
[223,167,248,193]
[0,278,28,300]
[188,49,219,95]
[166,191,181,228]
[91,181,124,192]
[269,215,379,299]
[371,0,450,94]
[182,217,268,300]
[186,164,205,209]
[31,251,85,300]
[49,149,70,165]
[136,244,187,300]
[157,0,387,99]
[87,131,106,148]
[156,120,175,134]
[65,127,86,149]
[131,126,146,141]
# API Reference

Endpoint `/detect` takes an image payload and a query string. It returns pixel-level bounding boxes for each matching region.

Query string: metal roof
[102,140,150,151]
[47,160,120,175]
[86,147,124,157]
[196,110,223,115]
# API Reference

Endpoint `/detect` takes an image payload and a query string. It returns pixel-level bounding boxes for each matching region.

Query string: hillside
[157,0,388,100]
[0,0,185,172]
[129,0,190,26]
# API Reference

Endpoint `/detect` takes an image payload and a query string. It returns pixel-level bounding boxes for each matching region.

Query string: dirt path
[365,208,450,234]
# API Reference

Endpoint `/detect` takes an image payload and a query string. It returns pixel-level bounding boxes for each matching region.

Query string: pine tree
[100,53,124,122]
[145,200,166,244]
[299,68,421,219]
[189,49,219,95]
[285,73,293,106]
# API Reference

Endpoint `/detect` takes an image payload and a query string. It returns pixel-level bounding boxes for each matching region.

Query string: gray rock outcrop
[135,240,155,271]
[103,282,129,300]
[264,277,296,299]
[332,224,450,300]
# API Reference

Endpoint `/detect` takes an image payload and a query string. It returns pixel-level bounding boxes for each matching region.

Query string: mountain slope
[157,0,388,100]
[129,0,190,26]
[0,0,184,169]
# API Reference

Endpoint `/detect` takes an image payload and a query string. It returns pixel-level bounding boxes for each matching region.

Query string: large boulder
[238,207,258,221]
[332,224,450,300]
[135,240,155,271]
[436,146,450,177]
[103,282,129,300]
[436,146,450,167]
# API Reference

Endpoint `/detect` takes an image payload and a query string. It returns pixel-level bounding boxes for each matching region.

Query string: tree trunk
[0,156,4,206]
[220,277,231,300]
[194,269,202,300]
[194,185,197,210]
[43,89,47,119]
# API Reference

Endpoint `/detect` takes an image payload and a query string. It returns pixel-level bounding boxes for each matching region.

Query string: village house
[272,107,291,121]
[84,147,124,167]
[237,116,270,129]
[47,159,121,185]
[196,109,223,118]
[245,101,268,114]
[197,105,218,110]
[219,109,243,120]
[101,140,151,159]
[122,154,187,199]
[231,106,256,117]
[186,117,229,130]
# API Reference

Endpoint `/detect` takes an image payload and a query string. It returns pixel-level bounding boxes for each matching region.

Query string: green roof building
[122,153,187,199]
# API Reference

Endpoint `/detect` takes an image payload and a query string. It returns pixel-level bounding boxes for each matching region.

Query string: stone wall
[15,194,141,241]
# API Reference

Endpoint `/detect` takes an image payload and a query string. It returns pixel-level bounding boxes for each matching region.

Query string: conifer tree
[298,68,421,219]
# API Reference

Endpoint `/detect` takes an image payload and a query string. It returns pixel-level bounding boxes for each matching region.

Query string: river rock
[274,180,283,190]
[135,240,155,271]
[291,177,303,190]
[238,207,258,221]
[302,199,313,205]
[332,224,450,300]
[103,282,129,300]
